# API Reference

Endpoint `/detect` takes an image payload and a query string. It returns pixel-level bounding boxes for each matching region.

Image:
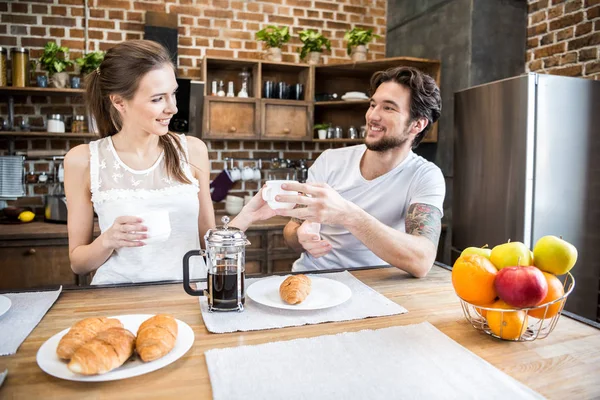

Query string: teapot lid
[204,216,249,246]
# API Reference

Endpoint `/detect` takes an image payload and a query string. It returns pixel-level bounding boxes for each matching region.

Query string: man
[278,66,445,278]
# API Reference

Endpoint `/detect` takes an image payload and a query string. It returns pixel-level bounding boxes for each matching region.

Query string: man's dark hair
[369,66,442,148]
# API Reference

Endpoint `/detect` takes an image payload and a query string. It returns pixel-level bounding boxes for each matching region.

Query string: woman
[64,40,274,284]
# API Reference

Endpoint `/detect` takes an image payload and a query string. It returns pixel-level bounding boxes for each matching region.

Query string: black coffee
[207,269,245,310]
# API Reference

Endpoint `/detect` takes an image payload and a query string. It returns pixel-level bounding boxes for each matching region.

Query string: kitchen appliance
[453,73,600,321]
[183,216,250,312]
[45,161,67,223]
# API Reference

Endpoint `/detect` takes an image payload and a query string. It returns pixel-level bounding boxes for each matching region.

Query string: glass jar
[0,47,7,87]
[71,115,87,133]
[47,114,65,133]
[11,47,29,87]
[239,67,252,97]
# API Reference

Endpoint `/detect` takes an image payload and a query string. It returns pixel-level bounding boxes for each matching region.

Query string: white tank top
[88,134,206,285]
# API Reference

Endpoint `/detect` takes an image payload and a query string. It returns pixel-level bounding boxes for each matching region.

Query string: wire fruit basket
[458,272,575,342]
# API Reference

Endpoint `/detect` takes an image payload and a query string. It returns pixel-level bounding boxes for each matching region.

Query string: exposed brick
[326,21,351,30]
[179,47,202,56]
[528,22,548,36]
[88,19,115,29]
[58,0,85,4]
[106,32,123,41]
[213,0,229,8]
[96,0,130,9]
[237,12,264,21]
[127,11,143,22]
[307,10,318,18]
[548,3,564,19]
[50,27,65,37]
[62,39,84,49]
[556,26,574,41]
[52,6,68,15]
[120,22,143,31]
[579,47,597,60]
[2,14,38,24]
[125,32,142,40]
[11,3,29,13]
[22,37,53,47]
[179,57,193,67]
[109,10,124,19]
[204,9,233,19]
[314,1,338,11]
[179,36,193,46]
[32,5,48,13]
[565,0,583,13]
[10,26,28,36]
[134,2,166,12]
[190,27,220,37]
[585,0,600,6]
[529,60,541,72]
[528,37,540,49]
[588,5,600,18]
[584,60,600,75]
[245,41,258,49]
[568,32,600,50]
[269,15,294,24]
[343,5,367,14]
[212,18,227,28]
[549,12,583,30]
[576,22,593,36]
[169,5,201,16]
[231,20,243,29]
[534,42,566,58]
[42,16,76,26]
[560,51,577,64]
[548,64,583,75]
[90,9,105,18]
[541,32,555,45]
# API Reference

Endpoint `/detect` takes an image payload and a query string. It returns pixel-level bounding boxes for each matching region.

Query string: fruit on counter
[18,210,35,223]
[490,241,533,270]
[494,266,548,308]
[486,300,528,340]
[533,235,578,275]
[460,244,492,260]
[451,254,498,306]
[528,271,566,319]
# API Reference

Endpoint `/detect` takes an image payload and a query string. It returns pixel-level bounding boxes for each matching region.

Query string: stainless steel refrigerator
[453,73,600,322]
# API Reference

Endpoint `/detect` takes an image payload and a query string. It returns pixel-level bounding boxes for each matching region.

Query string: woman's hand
[230,188,277,231]
[100,216,147,250]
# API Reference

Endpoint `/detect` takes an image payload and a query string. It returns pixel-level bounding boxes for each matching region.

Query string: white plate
[0,295,11,317]
[247,275,352,311]
[36,314,194,382]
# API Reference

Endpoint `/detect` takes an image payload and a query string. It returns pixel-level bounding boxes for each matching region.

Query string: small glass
[36,75,48,88]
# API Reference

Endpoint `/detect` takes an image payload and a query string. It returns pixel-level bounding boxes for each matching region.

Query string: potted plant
[314,123,331,140]
[39,41,73,88]
[75,51,105,77]
[344,27,381,62]
[256,25,290,62]
[298,30,331,65]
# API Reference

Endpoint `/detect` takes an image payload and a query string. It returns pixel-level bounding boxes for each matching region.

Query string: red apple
[494,266,548,308]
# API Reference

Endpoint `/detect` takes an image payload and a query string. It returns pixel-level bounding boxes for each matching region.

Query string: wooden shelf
[204,95,258,103]
[0,131,98,138]
[0,87,85,96]
[313,139,364,143]
[261,98,310,106]
[315,100,369,106]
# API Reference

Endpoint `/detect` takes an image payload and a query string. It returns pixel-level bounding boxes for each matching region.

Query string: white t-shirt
[292,145,445,271]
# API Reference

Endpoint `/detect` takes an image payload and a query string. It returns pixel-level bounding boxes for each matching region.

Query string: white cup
[252,167,261,181]
[317,129,327,140]
[225,195,244,205]
[261,180,298,209]
[230,167,241,181]
[137,210,171,244]
[241,166,254,181]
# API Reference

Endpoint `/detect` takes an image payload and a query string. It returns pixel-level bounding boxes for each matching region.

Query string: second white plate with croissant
[36,314,194,382]
[247,275,352,311]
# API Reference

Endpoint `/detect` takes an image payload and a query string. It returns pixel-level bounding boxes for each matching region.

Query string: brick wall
[527,0,600,78]
[0,0,387,214]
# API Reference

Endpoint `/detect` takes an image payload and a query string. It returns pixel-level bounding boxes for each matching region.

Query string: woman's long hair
[84,40,191,184]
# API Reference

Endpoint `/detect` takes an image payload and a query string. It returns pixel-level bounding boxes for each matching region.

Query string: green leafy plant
[39,41,73,75]
[344,27,381,55]
[298,30,331,60]
[255,25,291,48]
[75,51,105,75]
[313,123,331,131]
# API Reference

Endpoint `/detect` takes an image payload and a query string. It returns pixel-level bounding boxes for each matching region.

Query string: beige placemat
[199,271,407,333]
[205,321,544,400]
[0,287,62,356]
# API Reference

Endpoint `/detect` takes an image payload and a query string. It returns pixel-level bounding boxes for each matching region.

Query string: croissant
[68,327,135,375]
[136,314,178,362]
[56,317,123,360]
[280,274,312,305]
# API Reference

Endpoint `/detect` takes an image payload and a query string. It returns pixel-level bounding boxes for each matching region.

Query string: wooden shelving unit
[314,139,364,144]
[0,131,98,139]
[0,87,84,96]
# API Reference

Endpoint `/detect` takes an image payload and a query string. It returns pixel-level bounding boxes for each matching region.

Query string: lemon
[18,211,35,223]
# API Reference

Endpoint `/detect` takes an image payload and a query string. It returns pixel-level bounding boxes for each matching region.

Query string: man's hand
[275,182,356,226]
[297,221,331,258]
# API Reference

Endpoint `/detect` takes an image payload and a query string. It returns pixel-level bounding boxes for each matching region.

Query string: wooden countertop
[1,265,598,399]
[0,216,291,241]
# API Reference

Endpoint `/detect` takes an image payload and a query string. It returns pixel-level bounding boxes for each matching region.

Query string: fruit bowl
[458,272,575,342]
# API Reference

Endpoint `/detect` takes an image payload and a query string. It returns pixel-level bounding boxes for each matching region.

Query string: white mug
[252,167,261,181]
[137,210,171,244]
[261,180,298,209]
[241,166,254,181]
[230,167,241,181]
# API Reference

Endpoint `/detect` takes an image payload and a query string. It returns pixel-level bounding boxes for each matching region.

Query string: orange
[475,302,495,318]
[452,254,498,306]
[528,271,565,319]
[486,300,528,340]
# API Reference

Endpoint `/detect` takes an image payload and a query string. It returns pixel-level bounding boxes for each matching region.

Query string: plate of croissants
[36,314,194,381]
[247,274,352,311]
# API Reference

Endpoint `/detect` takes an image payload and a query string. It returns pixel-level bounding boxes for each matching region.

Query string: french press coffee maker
[183,216,250,312]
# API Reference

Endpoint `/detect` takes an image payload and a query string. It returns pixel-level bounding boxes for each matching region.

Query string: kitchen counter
[1,264,599,399]
[0,216,291,241]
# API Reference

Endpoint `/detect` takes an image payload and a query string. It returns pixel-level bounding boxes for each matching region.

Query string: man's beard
[365,126,411,152]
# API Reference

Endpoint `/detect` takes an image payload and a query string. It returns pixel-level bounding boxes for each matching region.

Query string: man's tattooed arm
[405,203,442,247]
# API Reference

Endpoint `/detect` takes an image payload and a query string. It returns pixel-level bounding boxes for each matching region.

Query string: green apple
[533,235,578,275]
[461,245,492,260]
[490,241,533,270]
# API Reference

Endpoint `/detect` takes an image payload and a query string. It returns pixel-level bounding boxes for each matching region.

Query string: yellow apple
[490,241,533,270]
[533,235,578,275]
[461,245,492,259]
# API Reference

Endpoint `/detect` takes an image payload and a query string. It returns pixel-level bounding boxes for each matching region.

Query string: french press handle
[182,249,207,296]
